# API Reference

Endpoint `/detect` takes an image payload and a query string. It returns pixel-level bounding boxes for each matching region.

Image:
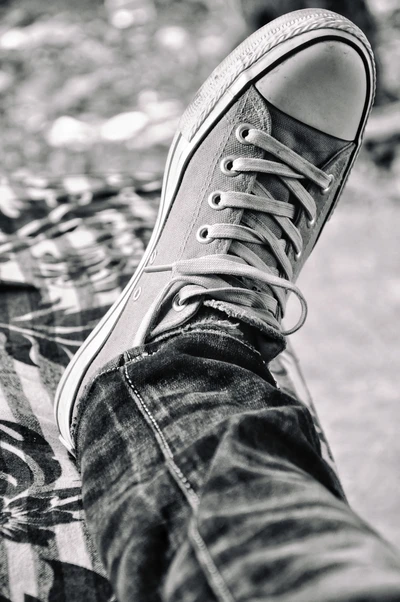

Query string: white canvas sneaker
[55,9,376,453]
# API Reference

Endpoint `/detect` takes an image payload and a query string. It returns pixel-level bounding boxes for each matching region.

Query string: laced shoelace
[138,125,334,343]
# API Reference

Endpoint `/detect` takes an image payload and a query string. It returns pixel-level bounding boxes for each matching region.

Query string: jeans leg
[75,328,400,602]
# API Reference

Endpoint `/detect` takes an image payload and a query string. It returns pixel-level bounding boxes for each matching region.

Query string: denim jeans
[74,321,400,602]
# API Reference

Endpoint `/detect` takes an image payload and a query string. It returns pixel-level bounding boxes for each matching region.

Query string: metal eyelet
[295,250,302,261]
[321,174,334,195]
[307,217,316,228]
[208,191,223,210]
[220,156,239,177]
[172,293,186,312]
[196,225,212,244]
[133,287,141,300]
[148,249,157,264]
[235,123,252,145]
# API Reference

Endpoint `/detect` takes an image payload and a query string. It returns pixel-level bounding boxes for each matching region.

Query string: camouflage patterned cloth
[0,172,340,601]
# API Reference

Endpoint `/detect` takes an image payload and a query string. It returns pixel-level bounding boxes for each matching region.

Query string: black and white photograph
[0,0,399,600]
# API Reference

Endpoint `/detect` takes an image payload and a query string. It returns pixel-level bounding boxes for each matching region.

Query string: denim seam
[151,323,237,346]
[188,328,263,358]
[182,328,273,374]
[97,366,119,378]
[189,522,235,602]
[73,354,157,449]
[125,350,156,363]
[123,360,236,602]
[153,327,263,361]
[123,363,200,508]
[72,365,121,447]
[154,327,275,387]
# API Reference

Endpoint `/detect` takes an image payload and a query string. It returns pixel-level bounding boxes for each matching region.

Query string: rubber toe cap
[255,40,368,141]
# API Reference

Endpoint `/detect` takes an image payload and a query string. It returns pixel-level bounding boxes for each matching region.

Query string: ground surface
[289,193,400,548]
[1,0,400,549]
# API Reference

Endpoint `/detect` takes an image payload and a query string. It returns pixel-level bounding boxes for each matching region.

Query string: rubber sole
[54,8,376,453]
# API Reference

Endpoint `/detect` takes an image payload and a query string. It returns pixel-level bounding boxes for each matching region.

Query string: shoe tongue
[266,98,349,166]
[242,92,349,277]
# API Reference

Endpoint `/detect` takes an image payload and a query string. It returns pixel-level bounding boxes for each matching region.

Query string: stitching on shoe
[301,146,353,259]
[178,121,228,260]
[249,87,272,134]
[123,364,200,509]
[210,132,231,256]
[182,13,374,141]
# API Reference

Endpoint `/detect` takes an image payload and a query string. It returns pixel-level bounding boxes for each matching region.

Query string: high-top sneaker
[55,9,375,452]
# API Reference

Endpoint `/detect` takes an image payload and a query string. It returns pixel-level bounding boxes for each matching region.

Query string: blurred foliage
[0,0,399,193]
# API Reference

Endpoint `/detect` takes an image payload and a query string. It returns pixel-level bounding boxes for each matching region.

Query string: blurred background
[0,0,399,547]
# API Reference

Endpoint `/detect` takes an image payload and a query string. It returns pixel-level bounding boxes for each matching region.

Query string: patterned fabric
[0,172,338,600]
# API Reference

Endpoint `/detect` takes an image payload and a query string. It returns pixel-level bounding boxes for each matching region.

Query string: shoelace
[137,126,334,343]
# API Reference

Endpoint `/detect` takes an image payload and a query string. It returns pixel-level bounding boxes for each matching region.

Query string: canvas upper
[55,11,376,452]
[78,83,357,389]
